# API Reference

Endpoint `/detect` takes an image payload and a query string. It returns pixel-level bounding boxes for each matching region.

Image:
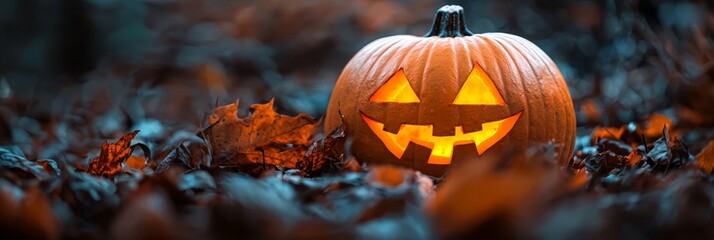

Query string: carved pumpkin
[324,5,576,176]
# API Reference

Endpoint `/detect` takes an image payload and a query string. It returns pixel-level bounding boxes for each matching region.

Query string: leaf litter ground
[2,98,714,239]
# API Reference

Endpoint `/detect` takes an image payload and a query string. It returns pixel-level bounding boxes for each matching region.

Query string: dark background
[1,0,713,142]
[1,1,714,239]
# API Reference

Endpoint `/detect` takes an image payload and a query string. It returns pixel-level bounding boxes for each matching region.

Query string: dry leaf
[590,126,625,144]
[88,130,140,178]
[695,140,714,174]
[296,123,346,176]
[206,99,318,169]
[642,126,693,172]
[643,114,673,138]
[0,147,50,180]
[155,144,193,173]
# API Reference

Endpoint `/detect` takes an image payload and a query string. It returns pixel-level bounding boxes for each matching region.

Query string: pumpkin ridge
[402,39,423,170]
[382,37,422,134]
[359,37,409,108]
[499,35,554,151]
[328,36,403,140]
[363,38,412,134]
[517,34,574,160]
[517,37,573,161]
[522,38,576,161]
[400,38,438,163]
[455,37,471,129]
[365,37,409,81]
[484,35,531,147]
[417,38,440,137]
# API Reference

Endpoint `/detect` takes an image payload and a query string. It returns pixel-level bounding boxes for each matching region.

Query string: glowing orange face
[361,64,522,165]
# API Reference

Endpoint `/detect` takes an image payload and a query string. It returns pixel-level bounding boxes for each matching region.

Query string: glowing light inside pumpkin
[363,65,520,164]
[361,112,522,165]
[369,69,420,103]
[453,64,505,105]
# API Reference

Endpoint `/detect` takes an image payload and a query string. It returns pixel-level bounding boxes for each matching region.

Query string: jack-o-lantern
[324,5,576,176]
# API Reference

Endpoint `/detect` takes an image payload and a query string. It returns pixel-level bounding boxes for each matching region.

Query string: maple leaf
[205,99,318,169]
[88,130,140,178]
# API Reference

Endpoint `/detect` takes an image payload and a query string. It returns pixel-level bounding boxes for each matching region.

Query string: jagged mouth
[360,112,522,165]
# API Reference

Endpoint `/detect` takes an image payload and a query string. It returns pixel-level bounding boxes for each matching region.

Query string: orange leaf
[590,126,625,145]
[643,114,673,138]
[88,130,140,178]
[205,99,318,168]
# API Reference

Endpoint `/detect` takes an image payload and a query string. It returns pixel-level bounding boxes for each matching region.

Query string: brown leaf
[88,130,140,178]
[642,126,693,172]
[205,99,318,169]
[695,140,714,174]
[597,138,633,156]
[296,123,346,176]
[155,144,193,173]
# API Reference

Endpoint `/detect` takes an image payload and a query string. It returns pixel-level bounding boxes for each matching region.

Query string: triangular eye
[370,69,420,103]
[453,64,505,105]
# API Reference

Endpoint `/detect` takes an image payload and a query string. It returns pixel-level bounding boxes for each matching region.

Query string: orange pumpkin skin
[324,5,576,176]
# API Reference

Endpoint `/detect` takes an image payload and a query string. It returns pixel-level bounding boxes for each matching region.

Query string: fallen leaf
[205,99,318,169]
[59,167,121,223]
[695,140,714,174]
[88,130,140,178]
[590,126,625,144]
[155,144,193,173]
[643,114,673,138]
[642,126,693,172]
[627,150,643,166]
[597,138,633,156]
[583,151,628,177]
[296,123,346,176]
[0,147,50,180]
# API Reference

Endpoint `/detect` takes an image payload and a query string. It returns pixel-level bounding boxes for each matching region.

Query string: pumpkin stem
[424,5,474,38]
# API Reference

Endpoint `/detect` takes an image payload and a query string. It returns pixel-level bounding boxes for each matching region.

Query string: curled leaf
[0,147,50,180]
[155,144,193,174]
[642,126,693,172]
